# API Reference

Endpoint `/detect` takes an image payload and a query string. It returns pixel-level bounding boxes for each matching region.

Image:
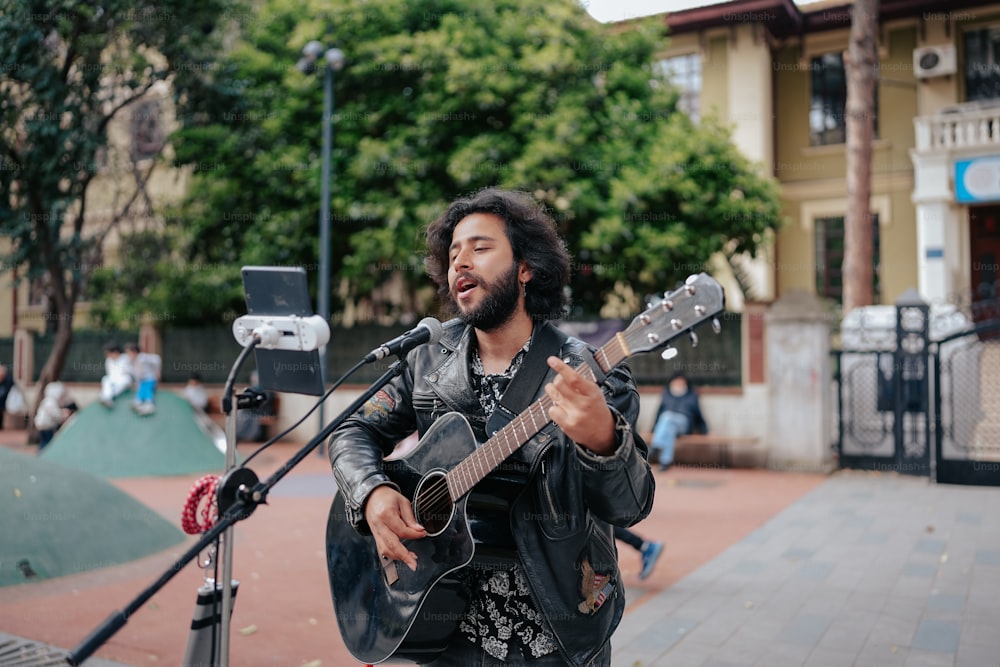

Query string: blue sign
[955,157,1000,203]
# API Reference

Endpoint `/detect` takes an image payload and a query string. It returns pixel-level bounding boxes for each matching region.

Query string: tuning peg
[712,317,721,334]
[689,330,698,347]
[661,346,678,361]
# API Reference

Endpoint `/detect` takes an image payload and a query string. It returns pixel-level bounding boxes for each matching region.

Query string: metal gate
[834,290,1000,486]
[934,321,1000,486]
[833,291,931,476]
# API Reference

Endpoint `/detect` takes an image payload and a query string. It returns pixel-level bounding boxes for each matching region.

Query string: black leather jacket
[328,320,655,666]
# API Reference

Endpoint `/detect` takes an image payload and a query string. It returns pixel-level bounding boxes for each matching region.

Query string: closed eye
[450,245,491,262]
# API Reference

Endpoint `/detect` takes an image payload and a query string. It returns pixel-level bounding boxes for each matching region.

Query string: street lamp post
[186,42,347,667]
[297,41,345,440]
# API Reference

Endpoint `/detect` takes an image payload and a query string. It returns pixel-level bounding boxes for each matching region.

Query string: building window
[964,27,1000,102]
[810,52,848,145]
[808,52,881,147]
[814,215,881,304]
[656,53,701,121]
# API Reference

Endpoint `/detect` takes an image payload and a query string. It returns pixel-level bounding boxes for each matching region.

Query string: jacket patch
[362,389,394,424]
[577,558,614,615]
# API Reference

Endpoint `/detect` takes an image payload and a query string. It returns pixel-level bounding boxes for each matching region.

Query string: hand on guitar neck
[544,356,616,456]
[365,485,427,571]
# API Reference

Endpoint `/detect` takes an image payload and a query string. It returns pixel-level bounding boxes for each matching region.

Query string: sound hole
[413,471,453,536]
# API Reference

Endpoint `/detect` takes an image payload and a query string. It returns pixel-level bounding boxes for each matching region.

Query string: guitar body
[326,412,478,664]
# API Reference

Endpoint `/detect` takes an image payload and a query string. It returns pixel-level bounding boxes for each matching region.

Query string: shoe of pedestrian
[99,398,113,409]
[639,541,664,580]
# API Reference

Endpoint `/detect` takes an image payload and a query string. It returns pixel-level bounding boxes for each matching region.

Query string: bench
[641,432,761,468]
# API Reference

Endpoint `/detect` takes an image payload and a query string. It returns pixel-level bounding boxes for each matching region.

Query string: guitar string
[413,401,550,510]
[411,398,559,519]
[408,333,641,516]
[409,340,625,517]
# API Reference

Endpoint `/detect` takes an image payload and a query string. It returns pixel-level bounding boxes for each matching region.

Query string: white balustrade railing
[915,104,1000,153]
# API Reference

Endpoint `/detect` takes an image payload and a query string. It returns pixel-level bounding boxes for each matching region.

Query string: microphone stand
[218,379,239,667]
[66,357,409,666]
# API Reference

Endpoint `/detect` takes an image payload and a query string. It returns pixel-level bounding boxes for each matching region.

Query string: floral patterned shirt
[458,337,559,661]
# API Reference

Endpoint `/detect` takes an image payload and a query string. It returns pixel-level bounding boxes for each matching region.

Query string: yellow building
[647,0,999,324]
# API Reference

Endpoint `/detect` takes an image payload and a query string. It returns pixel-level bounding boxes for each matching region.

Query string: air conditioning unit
[914,45,957,79]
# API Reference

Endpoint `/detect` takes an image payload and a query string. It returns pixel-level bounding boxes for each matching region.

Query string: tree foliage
[0,0,241,399]
[123,0,783,322]
[87,229,246,326]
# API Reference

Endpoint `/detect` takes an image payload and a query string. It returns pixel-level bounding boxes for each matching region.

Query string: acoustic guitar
[326,273,725,664]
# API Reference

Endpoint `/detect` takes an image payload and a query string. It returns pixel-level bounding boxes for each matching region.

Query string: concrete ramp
[39,391,227,478]
[0,448,184,587]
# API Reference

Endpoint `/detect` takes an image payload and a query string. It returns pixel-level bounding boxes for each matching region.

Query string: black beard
[456,262,521,332]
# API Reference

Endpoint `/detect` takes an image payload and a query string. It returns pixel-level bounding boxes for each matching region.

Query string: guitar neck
[444,333,631,500]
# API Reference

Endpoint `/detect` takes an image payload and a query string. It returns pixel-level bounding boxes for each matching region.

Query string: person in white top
[99,343,133,408]
[126,342,162,416]
[35,382,67,449]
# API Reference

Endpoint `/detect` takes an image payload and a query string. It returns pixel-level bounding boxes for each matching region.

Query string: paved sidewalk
[613,471,1000,666]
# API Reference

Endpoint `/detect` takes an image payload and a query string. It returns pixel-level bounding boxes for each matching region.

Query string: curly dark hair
[424,188,571,320]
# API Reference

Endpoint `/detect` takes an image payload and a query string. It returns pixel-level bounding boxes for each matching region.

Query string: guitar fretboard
[444,333,630,500]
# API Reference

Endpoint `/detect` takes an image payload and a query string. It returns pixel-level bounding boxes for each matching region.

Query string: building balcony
[914,100,1000,155]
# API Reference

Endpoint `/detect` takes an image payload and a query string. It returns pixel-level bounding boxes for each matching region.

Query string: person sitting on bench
[650,372,707,470]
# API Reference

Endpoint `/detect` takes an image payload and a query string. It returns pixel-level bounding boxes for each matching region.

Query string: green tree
[155,0,784,322]
[87,229,247,327]
[0,0,241,419]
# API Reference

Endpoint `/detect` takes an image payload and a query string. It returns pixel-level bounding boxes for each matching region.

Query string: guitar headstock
[621,273,725,356]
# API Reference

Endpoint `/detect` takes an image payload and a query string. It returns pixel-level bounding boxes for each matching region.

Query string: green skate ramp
[0,448,185,587]
[39,390,227,478]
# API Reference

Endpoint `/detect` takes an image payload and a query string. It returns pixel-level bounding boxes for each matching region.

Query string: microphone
[363,317,444,363]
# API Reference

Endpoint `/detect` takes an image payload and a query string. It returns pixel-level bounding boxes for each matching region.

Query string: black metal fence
[34,330,139,381]
[1,312,744,388]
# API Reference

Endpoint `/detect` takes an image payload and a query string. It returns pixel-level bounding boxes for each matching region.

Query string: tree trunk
[28,282,75,443]
[842,0,880,313]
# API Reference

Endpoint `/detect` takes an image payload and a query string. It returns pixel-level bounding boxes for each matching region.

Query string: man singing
[329,187,655,666]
